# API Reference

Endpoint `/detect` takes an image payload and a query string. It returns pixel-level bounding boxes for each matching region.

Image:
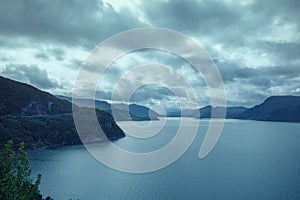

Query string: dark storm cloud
[251,0,300,22]
[220,64,300,106]
[48,48,66,61]
[1,64,60,89]
[35,48,66,62]
[0,0,299,107]
[0,0,299,57]
[217,58,300,82]
[140,0,248,47]
[66,59,83,70]
[216,58,300,103]
[141,0,300,48]
[0,0,145,48]
[35,52,49,61]
[257,41,300,61]
[0,54,9,62]
[142,0,240,32]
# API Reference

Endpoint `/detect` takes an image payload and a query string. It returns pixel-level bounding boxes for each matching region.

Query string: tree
[0,140,52,200]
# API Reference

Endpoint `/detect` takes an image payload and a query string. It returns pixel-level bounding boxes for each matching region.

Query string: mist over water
[30,118,300,200]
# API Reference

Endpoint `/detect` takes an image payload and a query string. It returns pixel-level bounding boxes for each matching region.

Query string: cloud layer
[0,0,299,107]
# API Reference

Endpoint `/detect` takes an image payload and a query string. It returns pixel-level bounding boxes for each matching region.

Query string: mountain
[164,96,300,122]
[167,109,198,117]
[113,103,159,120]
[198,106,248,119]
[0,76,72,116]
[167,106,247,119]
[0,76,125,149]
[237,96,300,122]
[57,96,160,121]
[56,96,111,111]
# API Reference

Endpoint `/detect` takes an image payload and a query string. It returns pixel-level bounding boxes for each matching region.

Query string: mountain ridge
[57,95,160,121]
[166,96,300,122]
[0,76,125,149]
[237,95,300,122]
[0,76,72,116]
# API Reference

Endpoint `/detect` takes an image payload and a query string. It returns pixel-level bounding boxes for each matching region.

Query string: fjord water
[30,118,300,200]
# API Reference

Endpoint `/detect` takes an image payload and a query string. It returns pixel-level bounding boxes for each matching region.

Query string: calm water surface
[30,118,300,200]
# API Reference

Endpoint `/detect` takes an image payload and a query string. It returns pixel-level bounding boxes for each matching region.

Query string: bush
[0,140,52,200]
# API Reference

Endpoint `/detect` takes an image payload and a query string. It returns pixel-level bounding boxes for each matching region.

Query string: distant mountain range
[198,106,248,119]
[0,76,125,149]
[56,96,160,121]
[167,106,248,119]
[1,75,299,149]
[167,96,300,122]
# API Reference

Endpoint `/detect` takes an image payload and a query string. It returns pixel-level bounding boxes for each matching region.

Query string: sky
[0,0,299,109]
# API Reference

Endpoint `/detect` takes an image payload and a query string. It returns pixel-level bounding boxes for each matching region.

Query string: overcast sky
[0,0,299,108]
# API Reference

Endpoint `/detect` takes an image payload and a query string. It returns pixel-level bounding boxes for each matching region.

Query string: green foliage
[0,110,125,149]
[0,76,72,116]
[0,140,52,200]
[0,76,125,150]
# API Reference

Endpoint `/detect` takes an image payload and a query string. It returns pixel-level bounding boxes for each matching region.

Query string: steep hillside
[0,76,71,116]
[238,96,300,122]
[0,76,125,149]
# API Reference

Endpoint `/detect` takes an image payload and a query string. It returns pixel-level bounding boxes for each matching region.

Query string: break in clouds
[0,0,299,108]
